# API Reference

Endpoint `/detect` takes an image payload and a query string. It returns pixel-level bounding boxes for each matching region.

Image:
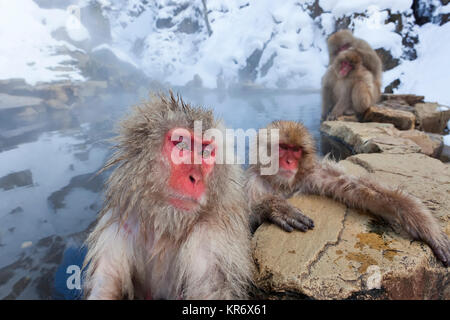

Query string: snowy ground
[1,0,448,102]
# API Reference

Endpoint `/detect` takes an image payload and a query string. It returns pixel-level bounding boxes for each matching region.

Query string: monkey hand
[326,112,339,121]
[427,231,450,267]
[259,197,315,232]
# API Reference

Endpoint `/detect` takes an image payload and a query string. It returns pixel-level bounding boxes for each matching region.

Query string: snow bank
[389,22,450,106]
[0,0,86,85]
[1,0,449,107]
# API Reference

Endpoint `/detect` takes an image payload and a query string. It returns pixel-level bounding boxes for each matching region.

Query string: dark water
[0,88,321,298]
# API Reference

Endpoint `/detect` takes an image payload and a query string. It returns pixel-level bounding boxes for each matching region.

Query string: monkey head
[162,127,216,211]
[257,121,317,188]
[327,29,354,61]
[333,49,362,78]
[101,92,236,237]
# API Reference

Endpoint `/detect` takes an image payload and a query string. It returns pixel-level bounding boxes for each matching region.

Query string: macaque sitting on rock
[245,120,450,267]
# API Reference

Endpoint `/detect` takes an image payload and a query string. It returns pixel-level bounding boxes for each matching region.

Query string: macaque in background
[322,49,380,120]
[245,120,450,267]
[83,93,252,299]
[322,29,382,120]
[327,29,382,83]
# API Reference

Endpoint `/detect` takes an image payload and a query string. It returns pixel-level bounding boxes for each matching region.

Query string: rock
[76,80,108,100]
[0,170,33,191]
[0,94,43,111]
[320,121,442,158]
[363,105,416,130]
[414,102,450,134]
[46,99,70,110]
[0,79,36,96]
[336,115,359,122]
[253,153,449,299]
[380,94,425,106]
[375,48,399,71]
[405,132,444,158]
[441,145,450,163]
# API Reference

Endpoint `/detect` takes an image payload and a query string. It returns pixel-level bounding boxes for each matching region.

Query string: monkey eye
[174,138,191,151]
[202,144,215,158]
[291,146,301,152]
[279,144,289,150]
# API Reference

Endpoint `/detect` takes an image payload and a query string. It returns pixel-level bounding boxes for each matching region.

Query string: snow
[0,0,86,85]
[66,7,90,42]
[389,22,450,106]
[0,0,449,106]
[319,0,412,17]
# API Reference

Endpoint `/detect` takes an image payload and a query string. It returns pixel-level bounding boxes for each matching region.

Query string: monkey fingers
[428,233,450,267]
[268,203,314,233]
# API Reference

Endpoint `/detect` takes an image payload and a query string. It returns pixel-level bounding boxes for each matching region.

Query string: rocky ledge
[253,153,449,300]
[252,94,450,300]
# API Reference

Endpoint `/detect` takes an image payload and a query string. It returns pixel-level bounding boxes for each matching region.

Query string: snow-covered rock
[0,0,449,105]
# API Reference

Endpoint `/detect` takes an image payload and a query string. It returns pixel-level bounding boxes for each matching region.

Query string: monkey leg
[252,195,315,232]
[303,160,450,267]
[351,80,374,115]
[326,93,352,121]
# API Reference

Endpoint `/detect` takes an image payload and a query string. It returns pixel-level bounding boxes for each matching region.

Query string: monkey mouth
[168,193,204,211]
[278,168,297,179]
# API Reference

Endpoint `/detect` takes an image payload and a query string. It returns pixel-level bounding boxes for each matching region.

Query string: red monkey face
[162,128,216,211]
[339,60,353,77]
[278,143,302,179]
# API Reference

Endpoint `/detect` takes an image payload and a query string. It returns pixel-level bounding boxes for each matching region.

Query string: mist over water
[0,89,321,272]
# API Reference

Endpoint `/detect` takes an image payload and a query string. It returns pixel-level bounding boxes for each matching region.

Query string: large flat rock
[0,94,43,111]
[320,121,442,158]
[252,153,449,299]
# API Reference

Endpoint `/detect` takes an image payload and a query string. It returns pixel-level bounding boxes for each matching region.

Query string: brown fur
[83,92,253,299]
[246,121,450,267]
[322,30,382,120]
[327,29,383,83]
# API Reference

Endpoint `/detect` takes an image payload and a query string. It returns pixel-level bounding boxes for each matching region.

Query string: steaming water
[0,89,321,297]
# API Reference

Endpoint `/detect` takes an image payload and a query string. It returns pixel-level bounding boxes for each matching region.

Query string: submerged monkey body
[84,93,252,299]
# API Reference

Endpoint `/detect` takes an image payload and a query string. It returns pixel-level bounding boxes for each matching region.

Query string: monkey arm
[353,42,383,82]
[245,168,314,233]
[83,211,136,299]
[301,159,450,266]
[251,195,315,233]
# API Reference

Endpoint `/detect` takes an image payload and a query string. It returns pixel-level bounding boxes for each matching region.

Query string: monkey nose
[188,172,202,185]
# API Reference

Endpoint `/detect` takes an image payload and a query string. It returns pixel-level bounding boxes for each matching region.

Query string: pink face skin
[278,144,302,179]
[339,43,351,53]
[339,60,353,77]
[162,128,216,211]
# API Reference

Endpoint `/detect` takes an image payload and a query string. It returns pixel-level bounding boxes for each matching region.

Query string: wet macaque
[322,49,380,120]
[322,29,382,120]
[245,120,450,267]
[84,93,252,299]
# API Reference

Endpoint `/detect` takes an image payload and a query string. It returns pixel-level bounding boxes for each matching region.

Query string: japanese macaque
[322,29,382,120]
[83,93,252,299]
[327,29,382,83]
[322,49,380,120]
[245,120,450,267]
